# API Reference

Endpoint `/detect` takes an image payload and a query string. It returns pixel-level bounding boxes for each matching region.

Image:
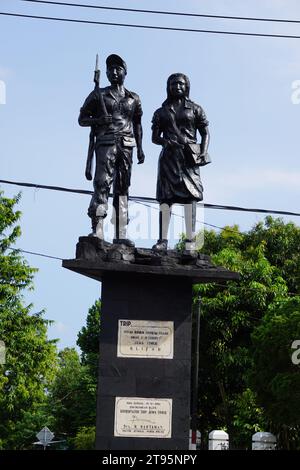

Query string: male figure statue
[79,54,145,246]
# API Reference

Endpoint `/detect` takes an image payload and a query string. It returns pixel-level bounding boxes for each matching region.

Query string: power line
[203,204,300,218]
[1,178,300,218]
[20,0,300,25]
[6,249,300,299]
[0,179,93,196]
[134,199,232,231]
[8,247,63,260]
[2,11,300,39]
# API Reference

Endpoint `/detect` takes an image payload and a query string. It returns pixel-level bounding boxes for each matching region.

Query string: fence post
[189,430,201,450]
[252,432,277,450]
[208,430,229,450]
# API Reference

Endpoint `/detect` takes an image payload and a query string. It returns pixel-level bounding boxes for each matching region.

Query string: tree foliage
[246,217,300,294]
[196,218,300,448]
[47,348,97,445]
[250,297,300,448]
[0,191,57,449]
[73,426,96,450]
[46,301,101,448]
[77,299,101,379]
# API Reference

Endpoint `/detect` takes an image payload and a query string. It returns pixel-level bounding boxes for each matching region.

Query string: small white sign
[36,426,54,445]
[117,320,174,359]
[114,397,172,438]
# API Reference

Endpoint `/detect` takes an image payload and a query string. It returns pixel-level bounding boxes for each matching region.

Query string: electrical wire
[0,179,93,196]
[2,180,300,264]
[134,199,236,232]
[3,191,300,296]
[20,0,300,25]
[1,179,300,218]
[6,249,300,299]
[2,11,300,39]
[8,247,63,260]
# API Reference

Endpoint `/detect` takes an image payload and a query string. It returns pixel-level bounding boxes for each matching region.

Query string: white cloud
[0,80,6,105]
[0,67,13,79]
[54,321,69,333]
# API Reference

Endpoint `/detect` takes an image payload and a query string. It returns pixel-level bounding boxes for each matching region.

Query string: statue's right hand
[85,168,93,181]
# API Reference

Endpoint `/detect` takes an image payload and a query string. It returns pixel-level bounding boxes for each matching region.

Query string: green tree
[0,191,57,449]
[246,217,300,294]
[250,297,300,449]
[73,426,96,450]
[48,348,97,446]
[77,300,101,379]
[196,223,288,448]
[48,301,101,449]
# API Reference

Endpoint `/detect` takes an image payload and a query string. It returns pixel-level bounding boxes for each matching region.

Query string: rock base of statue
[63,237,239,450]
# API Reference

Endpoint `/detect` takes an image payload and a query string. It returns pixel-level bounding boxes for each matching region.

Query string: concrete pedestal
[63,238,239,450]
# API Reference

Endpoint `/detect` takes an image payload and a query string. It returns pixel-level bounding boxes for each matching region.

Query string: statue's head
[167,73,190,101]
[106,54,127,85]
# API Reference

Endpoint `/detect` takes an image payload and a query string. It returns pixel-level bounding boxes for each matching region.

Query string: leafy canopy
[0,191,57,449]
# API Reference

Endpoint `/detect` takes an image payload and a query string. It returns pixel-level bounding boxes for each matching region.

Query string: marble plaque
[117,320,174,359]
[114,397,172,438]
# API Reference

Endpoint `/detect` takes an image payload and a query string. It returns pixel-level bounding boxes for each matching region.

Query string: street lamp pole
[191,293,201,448]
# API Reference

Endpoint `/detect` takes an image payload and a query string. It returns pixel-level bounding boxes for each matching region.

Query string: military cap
[106,54,127,73]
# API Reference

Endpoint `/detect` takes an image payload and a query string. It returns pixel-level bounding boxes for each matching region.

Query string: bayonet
[94,53,100,89]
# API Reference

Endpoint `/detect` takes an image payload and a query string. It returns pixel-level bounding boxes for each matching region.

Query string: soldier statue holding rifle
[79,54,145,246]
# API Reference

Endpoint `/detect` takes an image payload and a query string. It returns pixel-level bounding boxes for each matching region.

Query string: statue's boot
[152,238,168,251]
[113,226,135,248]
[152,203,171,251]
[112,194,135,247]
[184,202,197,252]
[89,216,104,239]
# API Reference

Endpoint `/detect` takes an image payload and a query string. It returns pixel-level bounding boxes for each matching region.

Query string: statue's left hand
[85,165,93,181]
[137,149,145,164]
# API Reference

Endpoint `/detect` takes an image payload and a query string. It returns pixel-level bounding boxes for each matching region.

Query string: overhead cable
[1,178,300,217]
[20,1,300,25]
[2,11,300,39]
[8,247,63,260]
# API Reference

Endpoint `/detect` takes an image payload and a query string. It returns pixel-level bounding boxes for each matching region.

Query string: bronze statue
[151,73,210,251]
[79,54,145,247]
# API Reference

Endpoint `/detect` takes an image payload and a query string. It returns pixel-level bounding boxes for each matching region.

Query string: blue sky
[1,0,300,350]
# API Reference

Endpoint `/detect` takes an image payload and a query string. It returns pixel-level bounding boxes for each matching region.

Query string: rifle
[85,54,109,180]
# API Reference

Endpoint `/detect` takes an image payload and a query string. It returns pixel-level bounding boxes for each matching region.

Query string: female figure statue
[151,73,210,251]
